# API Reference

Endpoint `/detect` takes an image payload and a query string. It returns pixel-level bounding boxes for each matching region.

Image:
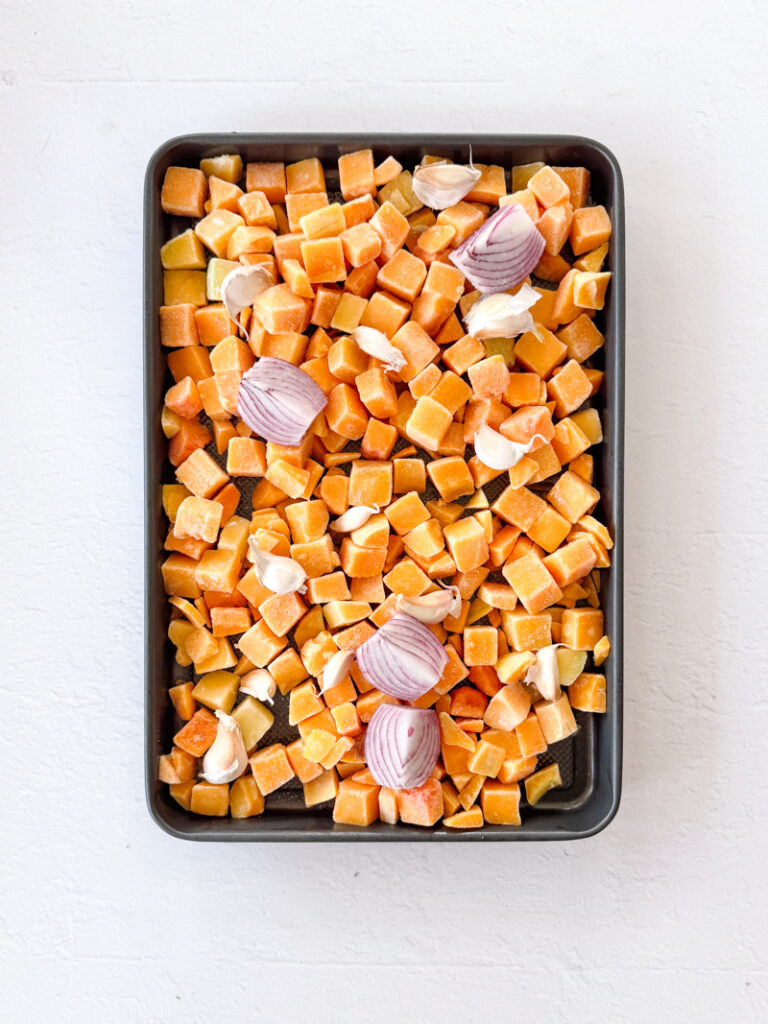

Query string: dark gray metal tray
[144,134,624,841]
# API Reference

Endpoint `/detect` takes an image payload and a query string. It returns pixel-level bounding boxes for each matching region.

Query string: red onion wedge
[356,612,449,700]
[365,704,441,789]
[449,203,545,293]
[237,357,327,445]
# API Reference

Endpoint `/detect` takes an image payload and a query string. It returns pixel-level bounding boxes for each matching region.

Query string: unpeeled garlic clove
[329,505,380,532]
[220,264,272,336]
[201,711,248,784]
[412,161,482,210]
[473,422,549,472]
[350,326,406,373]
[395,586,462,624]
[524,644,564,702]
[239,668,277,704]
[248,536,307,595]
[462,284,540,339]
[320,649,356,693]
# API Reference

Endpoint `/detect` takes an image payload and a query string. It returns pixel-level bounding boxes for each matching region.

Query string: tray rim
[144,132,624,842]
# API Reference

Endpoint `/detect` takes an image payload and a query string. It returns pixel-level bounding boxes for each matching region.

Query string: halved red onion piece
[365,704,441,789]
[237,357,327,445]
[449,204,545,293]
[355,612,449,700]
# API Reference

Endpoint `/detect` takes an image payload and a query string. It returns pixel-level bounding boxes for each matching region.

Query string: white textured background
[2,1,766,1021]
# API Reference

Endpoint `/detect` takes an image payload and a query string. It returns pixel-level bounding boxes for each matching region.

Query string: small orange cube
[249,743,295,795]
[463,626,499,667]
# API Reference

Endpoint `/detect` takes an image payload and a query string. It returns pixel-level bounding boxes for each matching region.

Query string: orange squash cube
[347,459,393,507]
[333,778,380,825]
[339,222,381,267]
[515,712,547,757]
[543,537,598,588]
[285,737,325,784]
[468,355,511,400]
[383,557,430,596]
[339,539,387,578]
[526,506,571,554]
[376,249,428,303]
[226,437,266,477]
[437,201,485,244]
[299,236,345,284]
[324,382,367,440]
[443,517,489,573]
[194,548,241,593]
[398,778,444,827]
[175,448,229,499]
[547,471,600,523]
[290,535,339,578]
[167,346,213,384]
[492,485,547,532]
[245,162,286,202]
[552,166,590,209]
[388,322,439,383]
[551,269,582,325]
[429,372,471,416]
[406,396,452,451]
[547,359,593,417]
[258,591,306,638]
[538,201,573,255]
[285,191,328,233]
[463,626,498,667]
[338,149,376,200]
[467,738,505,778]
[252,284,311,334]
[288,679,326,726]
[534,693,578,744]
[237,618,287,666]
[442,334,486,376]
[481,780,522,825]
[285,156,325,195]
[503,551,562,614]
[568,672,607,713]
[229,775,265,818]
[573,271,611,310]
[160,304,200,348]
[514,325,567,378]
[249,743,295,795]
[361,418,398,460]
[384,491,429,535]
[370,200,410,260]
[190,781,229,816]
[484,682,531,731]
[465,163,506,204]
[310,286,343,329]
[174,496,222,543]
[527,166,569,208]
[357,290,410,339]
[356,368,398,420]
[393,457,427,494]
[550,417,591,464]
[570,205,612,255]
[560,608,604,650]
[161,166,207,217]
[237,189,277,227]
[342,194,377,228]
[163,270,206,306]
[173,707,218,757]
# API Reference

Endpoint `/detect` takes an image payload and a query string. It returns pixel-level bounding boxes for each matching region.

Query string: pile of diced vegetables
[157,147,613,829]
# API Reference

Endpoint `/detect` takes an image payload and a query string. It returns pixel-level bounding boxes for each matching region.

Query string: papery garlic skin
[248,537,307,595]
[473,423,549,472]
[395,587,462,624]
[412,162,482,210]
[463,284,540,339]
[524,645,563,702]
[201,711,249,784]
[320,649,356,693]
[220,264,272,336]
[329,505,380,532]
[239,669,277,704]
[350,327,406,373]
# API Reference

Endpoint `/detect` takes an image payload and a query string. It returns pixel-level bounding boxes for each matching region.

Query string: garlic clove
[320,649,356,694]
[473,423,549,472]
[350,326,406,374]
[247,536,307,595]
[395,586,462,624]
[239,668,277,704]
[524,645,564,702]
[329,505,380,532]
[201,711,249,784]
[220,264,272,337]
[412,162,482,210]
[462,284,540,340]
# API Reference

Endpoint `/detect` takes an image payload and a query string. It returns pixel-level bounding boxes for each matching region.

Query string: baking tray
[145,134,624,841]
